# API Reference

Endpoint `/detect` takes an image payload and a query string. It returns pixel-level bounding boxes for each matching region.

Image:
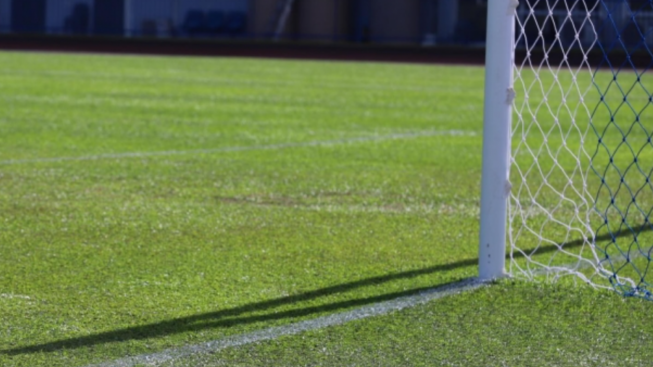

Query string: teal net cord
[590,0,653,298]
[510,0,653,299]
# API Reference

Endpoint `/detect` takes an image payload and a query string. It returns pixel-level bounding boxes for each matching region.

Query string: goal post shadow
[4,224,649,356]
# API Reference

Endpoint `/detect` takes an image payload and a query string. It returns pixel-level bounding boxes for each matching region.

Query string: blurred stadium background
[0,0,483,44]
[0,0,651,58]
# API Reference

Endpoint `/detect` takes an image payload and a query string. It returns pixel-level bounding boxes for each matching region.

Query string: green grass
[164,282,653,367]
[0,51,651,367]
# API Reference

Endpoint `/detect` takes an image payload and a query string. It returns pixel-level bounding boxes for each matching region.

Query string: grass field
[0,51,652,367]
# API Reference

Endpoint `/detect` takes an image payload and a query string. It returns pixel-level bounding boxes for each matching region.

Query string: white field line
[0,130,476,166]
[84,252,616,367]
[86,251,634,367]
[2,93,467,111]
[0,293,32,300]
[294,203,480,216]
[0,69,476,93]
[88,278,484,367]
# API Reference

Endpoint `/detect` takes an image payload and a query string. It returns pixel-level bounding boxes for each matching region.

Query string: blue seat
[182,10,204,36]
[64,3,89,34]
[453,20,476,44]
[225,12,246,35]
[205,11,225,33]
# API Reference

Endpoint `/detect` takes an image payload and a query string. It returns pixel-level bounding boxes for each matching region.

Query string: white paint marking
[86,247,644,367]
[0,293,32,300]
[88,278,485,367]
[294,202,479,216]
[0,130,476,166]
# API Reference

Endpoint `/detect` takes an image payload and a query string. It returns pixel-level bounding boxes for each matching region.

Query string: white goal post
[479,0,518,281]
[479,0,653,298]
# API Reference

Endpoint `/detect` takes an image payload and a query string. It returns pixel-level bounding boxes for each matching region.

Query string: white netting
[509,0,653,298]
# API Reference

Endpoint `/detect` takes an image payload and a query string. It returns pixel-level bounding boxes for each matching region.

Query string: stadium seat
[64,3,90,35]
[225,12,246,35]
[182,10,205,36]
[452,20,477,44]
[141,20,158,37]
[205,11,225,34]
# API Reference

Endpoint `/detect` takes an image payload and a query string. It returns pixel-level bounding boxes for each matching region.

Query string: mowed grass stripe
[0,52,483,367]
[0,68,480,93]
[0,130,475,165]
[0,55,482,161]
[1,51,649,367]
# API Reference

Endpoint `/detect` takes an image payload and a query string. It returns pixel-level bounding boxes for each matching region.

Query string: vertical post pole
[437,0,458,43]
[333,0,338,42]
[478,0,517,281]
[274,0,295,41]
[124,0,132,37]
[174,0,181,37]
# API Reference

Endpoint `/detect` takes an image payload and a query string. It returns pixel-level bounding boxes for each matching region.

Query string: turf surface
[165,282,653,367]
[0,51,650,367]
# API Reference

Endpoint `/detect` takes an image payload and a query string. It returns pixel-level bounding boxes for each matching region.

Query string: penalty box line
[89,255,620,367]
[0,130,476,166]
[88,278,486,367]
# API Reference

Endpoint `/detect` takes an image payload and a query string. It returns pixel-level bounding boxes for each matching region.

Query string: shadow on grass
[3,223,647,356]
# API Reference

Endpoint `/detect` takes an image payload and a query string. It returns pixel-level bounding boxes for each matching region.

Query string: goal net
[481,0,653,299]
